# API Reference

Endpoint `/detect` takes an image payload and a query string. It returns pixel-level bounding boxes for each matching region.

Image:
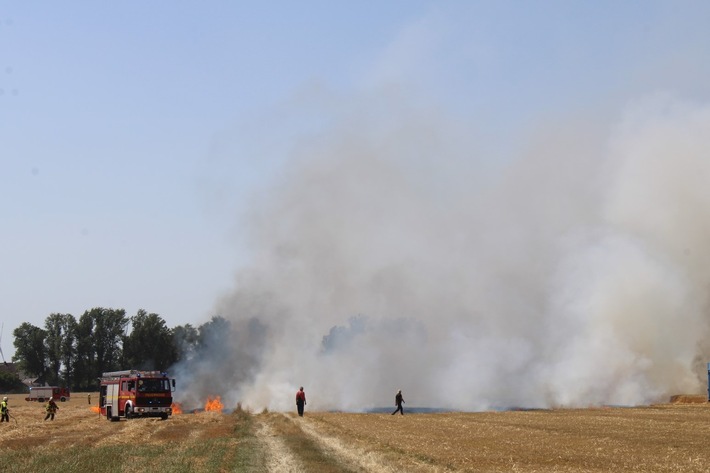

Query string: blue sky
[2,1,710,360]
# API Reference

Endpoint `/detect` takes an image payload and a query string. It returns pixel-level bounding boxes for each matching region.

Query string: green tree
[73,312,95,390]
[197,316,232,359]
[123,309,177,370]
[72,308,128,390]
[12,322,47,379]
[60,315,78,386]
[172,323,199,363]
[44,313,76,386]
[0,370,25,393]
[90,307,128,376]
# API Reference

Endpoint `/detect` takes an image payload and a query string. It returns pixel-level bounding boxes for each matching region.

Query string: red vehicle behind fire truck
[99,370,175,421]
[25,386,71,402]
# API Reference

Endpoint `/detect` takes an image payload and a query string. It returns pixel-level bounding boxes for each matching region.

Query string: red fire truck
[25,386,71,402]
[99,370,175,421]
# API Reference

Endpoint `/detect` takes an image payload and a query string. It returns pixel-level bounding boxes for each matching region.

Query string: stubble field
[0,392,709,472]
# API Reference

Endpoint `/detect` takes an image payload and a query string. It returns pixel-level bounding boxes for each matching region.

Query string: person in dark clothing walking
[391,389,404,415]
[296,386,306,417]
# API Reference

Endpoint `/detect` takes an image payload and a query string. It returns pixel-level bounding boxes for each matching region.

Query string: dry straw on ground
[1,392,709,472]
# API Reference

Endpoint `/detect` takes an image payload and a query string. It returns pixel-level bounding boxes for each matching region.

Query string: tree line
[4,307,226,392]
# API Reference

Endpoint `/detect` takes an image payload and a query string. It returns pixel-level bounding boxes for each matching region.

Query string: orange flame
[204,396,224,412]
[171,402,183,415]
[90,406,100,414]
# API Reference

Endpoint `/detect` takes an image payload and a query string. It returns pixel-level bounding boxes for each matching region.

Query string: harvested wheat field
[1,392,709,472]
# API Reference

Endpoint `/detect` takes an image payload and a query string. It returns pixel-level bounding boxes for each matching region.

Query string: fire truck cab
[99,370,175,421]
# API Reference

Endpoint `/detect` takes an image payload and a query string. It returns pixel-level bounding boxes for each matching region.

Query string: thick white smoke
[197,94,710,412]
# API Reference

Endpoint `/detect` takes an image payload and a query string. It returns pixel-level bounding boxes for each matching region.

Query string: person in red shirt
[296,387,306,417]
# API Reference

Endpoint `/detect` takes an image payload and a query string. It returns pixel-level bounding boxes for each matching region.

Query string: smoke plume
[181,93,710,412]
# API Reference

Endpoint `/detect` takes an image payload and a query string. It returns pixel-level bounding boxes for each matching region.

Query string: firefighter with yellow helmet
[44,397,59,421]
[0,396,9,423]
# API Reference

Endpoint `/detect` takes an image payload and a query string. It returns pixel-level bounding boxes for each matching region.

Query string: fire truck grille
[138,398,172,408]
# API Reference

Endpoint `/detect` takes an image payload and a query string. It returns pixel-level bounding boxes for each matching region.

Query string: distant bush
[0,370,26,393]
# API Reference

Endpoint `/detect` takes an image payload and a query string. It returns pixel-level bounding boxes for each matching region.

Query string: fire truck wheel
[160,413,168,420]
[60,397,66,402]
[125,405,133,419]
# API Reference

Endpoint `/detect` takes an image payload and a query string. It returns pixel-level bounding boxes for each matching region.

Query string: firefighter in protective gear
[44,398,59,421]
[0,396,9,423]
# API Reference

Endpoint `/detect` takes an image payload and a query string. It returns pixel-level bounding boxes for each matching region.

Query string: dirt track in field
[254,414,305,472]
[1,392,710,472]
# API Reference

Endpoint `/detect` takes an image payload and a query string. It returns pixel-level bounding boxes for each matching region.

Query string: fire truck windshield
[137,378,170,393]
